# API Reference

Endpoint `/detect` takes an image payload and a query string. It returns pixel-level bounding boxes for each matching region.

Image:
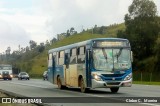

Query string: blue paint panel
[90,68,132,82]
[54,66,64,81]
[86,49,92,87]
[48,65,64,84]
[48,66,54,83]
[100,68,132,81]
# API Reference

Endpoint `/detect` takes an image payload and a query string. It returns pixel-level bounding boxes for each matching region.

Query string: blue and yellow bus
[48,38,133,93]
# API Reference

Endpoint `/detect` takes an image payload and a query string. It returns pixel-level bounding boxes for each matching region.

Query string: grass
[133,81,160,85]
[30,24,125,76]
[13,23,126,77]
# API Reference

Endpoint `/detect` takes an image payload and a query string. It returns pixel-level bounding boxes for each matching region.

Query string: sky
[0,0,160,53]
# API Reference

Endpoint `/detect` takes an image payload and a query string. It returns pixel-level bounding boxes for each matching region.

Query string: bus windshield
[0,66,12,70]
[93,48,131,72]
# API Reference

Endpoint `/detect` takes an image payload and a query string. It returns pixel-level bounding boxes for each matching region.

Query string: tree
[70,27,75,35]
[26,46,30,52]
[20,47,25,54]
[66,30,70,36]
[50,38,57,44]
[29,40,37,50]
[124,0,160,59]
[36,45,45,53]
[93,24,98,34]
[154,37,160,71]
[45,40,50,47]
[99,26,106,34]
[6,47,11,55]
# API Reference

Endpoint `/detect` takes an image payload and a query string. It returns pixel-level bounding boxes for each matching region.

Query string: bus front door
[65,53,70,85]
[86,50,91,87]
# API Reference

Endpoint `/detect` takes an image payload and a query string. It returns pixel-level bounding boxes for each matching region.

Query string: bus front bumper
[91,79,132,89]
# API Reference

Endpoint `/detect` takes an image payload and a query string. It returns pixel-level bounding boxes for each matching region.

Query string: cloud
[0,19,30,52]
[0,1,49,52]
[0,0,160,53]
[41,0,133,36]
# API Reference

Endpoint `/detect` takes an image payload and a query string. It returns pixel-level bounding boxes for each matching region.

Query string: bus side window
[70,48,77,64]
[48,53,53,67]
[77,46,85,63]
[65,53,69,68]
[58,51,64,65]
[53,52,57,67]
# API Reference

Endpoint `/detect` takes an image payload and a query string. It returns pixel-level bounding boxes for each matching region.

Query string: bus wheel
[57,77,63,89]
[80,78,87,93]
[110,87,119,93]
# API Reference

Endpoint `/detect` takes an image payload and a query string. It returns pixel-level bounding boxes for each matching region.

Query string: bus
[48,38,133,93]
[0,64,13,80]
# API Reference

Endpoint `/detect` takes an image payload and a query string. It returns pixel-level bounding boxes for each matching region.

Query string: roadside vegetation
[0,0,160,83]
[133,81,160,86]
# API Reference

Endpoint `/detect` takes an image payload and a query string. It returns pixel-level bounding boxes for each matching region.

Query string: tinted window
[80,46,85,55]
[59,51,64,65]
[77,47,85,63]
[70,48,77,64]
[20,72,27,75]
[71,48,76,56]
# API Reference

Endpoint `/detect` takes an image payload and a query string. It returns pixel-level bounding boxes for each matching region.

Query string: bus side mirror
[131,51,133,62]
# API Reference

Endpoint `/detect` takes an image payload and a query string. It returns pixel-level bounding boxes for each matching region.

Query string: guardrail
[133,72,160,82]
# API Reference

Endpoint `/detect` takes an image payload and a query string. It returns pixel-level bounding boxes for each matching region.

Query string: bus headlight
[10,75,13,78]
[92,73,102,81]
[0,75,2,78]
[124,73,132,81]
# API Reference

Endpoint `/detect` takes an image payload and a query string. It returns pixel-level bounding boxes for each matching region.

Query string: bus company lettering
[143,99,157,103]
[126,99,142,103]
[12,98,42,103]
[28,99,42,103]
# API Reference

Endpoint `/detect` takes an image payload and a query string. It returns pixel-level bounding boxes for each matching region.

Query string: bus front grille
[107,82,120,85]
[102,74,124,77]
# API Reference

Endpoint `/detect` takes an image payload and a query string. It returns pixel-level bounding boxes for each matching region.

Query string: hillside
[1,22,159,81]
[29,23,125,76]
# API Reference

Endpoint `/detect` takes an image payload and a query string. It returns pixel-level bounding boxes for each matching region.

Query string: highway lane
[0,78,160,106]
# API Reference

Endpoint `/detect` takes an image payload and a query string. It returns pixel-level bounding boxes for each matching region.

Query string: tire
[80,78,87,93]
[57,77,63,89]
[110,87,119,93]
[57,77,66,89]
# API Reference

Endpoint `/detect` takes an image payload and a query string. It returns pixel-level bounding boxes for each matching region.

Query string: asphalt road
[0,78,160,106]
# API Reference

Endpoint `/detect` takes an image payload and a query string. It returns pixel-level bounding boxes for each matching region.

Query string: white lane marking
[140,103,160,106]
[85,93,105,97]
[8,82,48,88]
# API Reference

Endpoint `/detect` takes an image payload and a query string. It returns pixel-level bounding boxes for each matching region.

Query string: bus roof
[0,64,12,67]
[49,38,129,53]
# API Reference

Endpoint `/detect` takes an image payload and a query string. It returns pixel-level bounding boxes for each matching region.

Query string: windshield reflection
[93,48,131,72]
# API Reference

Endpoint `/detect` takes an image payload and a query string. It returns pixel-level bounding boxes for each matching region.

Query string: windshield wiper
[102,48,108,62]
[116,48,123,61]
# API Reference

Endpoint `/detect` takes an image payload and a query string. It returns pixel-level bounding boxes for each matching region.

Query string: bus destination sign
[93,41,129,47]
